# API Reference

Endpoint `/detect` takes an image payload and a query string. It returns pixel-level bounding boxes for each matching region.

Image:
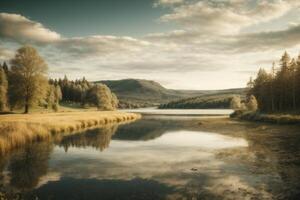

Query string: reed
[0,111,141,154]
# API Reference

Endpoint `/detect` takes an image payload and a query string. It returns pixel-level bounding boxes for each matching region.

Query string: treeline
[159,94,234,109]
[49,76,118,110]
[248,51,300,113]
[0,46,118,113]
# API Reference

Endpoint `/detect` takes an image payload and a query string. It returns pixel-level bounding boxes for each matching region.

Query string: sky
[1,0,300,90]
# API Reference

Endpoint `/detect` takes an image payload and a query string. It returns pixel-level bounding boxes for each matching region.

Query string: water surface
[0,109,300,199]
[121,108,233,116]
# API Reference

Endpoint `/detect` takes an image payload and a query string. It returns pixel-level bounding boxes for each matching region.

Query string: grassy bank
[0,111,141,154]
[230,110,300,125]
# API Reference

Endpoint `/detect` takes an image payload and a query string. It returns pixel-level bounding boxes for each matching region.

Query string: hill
[95,79,246,108]
[159,93,245,109]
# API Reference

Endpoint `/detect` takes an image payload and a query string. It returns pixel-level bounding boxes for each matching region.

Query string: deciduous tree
[230,96,241,110]
[10,46,48,113]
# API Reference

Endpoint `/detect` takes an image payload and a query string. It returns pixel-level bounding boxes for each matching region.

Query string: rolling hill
[95,79,246,108]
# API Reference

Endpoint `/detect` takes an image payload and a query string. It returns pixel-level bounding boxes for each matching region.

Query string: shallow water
[0,110,300,200]
[121,108,234,116]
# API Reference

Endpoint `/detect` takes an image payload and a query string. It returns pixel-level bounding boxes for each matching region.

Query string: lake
[121,108,234,116]
[1,109,300,200]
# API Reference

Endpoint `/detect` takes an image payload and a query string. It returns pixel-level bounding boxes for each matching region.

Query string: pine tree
[248,51,300,113]
[2,62,9,74]
[0,67,8,111]
[290,59,297,110]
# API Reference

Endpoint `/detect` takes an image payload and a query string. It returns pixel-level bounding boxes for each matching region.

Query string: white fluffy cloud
[0,13,61,43]
[159,0,298,34]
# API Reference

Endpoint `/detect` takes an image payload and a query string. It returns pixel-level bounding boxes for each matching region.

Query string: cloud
[54,35,151,58]
[0,46,14,60]
[0,13,61,43]
[154,0,184,7]
[228,24,300,52]
[1,4,300,90]
[159,0,298,35]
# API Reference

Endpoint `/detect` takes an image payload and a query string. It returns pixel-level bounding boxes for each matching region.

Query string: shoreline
[230,111,300,125]
[0,111,141,154]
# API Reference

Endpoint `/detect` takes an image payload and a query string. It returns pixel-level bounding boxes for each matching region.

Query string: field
[0,110,141,154]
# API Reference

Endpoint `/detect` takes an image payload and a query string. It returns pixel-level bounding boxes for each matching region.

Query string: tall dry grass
[0,111,141,154]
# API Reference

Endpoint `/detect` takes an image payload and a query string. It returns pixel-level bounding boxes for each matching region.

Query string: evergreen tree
[2,62,9,74]
[0,67,8,111]
[248,51,300,113]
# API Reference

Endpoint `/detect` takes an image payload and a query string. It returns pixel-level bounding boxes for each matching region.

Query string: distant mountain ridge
[95,79,246,108]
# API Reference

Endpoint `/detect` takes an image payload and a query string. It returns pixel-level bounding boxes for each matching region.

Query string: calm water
[121,108,233,116]
[1,109,300,200]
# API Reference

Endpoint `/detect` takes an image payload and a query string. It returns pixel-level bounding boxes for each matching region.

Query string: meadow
[0,110,140,154]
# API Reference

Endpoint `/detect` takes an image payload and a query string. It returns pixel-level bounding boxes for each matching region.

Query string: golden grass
[0,111,141,154]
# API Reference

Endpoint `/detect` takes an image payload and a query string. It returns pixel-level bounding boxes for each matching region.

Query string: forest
[0,46,118,113]
[248,51,300,113]
[159,94,234,109]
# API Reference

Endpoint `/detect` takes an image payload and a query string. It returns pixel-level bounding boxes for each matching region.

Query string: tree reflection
[58,124,118,152]
[112,118,181,141]
[33,177,175,200]
[8,142,53,191]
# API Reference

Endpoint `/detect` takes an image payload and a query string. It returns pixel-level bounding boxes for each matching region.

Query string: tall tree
[278,51,291,110]
[10,46,48,113]
[290,59,297,110]
[270,62,276,112]
[248,51,300,113]
[0,67,8,111]
[2,62,9,74]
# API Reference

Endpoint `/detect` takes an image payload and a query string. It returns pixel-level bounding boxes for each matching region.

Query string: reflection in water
[34,178,174,200]
[112,118,181,141]
[121,108,233,116]
[0,142,53,199]
[0,117,300,199]
[8,142,53,191]
[58,125,118,152]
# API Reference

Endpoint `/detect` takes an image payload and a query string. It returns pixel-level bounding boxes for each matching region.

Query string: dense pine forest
[248,52,300,113]
[0,46,118,113]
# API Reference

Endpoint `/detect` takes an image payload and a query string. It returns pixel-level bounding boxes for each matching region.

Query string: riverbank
[230,110,300,124]
[0,111,141,154]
